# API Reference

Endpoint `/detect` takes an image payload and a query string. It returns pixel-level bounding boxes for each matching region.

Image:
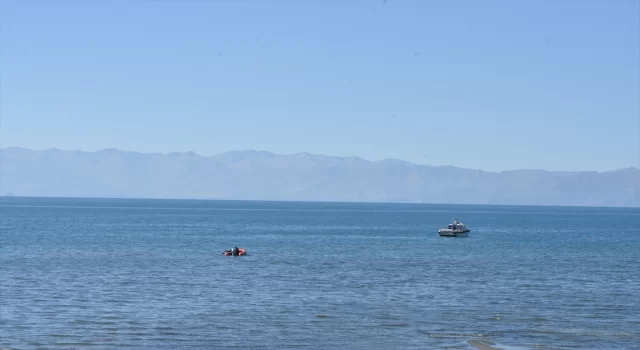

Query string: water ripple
[1,198,639,349]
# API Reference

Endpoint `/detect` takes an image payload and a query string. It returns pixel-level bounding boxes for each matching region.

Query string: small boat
[223,248,247,256]
[438,219,471,237]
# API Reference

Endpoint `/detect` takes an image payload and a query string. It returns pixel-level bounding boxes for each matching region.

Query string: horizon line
[1,194,638,210]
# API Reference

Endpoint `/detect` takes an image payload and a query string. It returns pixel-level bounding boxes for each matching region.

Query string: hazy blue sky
[1,0,638,172]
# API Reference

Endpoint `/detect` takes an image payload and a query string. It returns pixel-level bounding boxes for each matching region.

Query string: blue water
[1,197,639,349]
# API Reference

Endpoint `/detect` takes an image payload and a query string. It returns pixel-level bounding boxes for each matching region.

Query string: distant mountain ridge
[1,147,639,207]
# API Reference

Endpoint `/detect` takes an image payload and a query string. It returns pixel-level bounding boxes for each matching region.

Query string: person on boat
[231,246,240,256]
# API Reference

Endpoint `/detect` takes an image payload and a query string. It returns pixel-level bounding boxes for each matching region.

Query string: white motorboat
[438,218,471,237]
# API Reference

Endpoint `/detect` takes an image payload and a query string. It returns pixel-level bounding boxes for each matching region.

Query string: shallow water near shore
[1,197,639,349]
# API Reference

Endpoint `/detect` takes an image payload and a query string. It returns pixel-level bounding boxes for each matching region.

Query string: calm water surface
[1,197,639,349]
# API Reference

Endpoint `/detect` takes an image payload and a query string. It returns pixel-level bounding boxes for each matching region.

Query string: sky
[0,0,638,172]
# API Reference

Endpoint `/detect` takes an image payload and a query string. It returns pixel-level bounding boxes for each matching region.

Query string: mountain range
[1,147,638,207]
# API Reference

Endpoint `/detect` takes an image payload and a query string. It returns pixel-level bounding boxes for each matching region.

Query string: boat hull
[438,229,470,237]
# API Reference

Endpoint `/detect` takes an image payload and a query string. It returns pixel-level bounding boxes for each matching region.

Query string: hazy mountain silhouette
[1,147,638,207]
